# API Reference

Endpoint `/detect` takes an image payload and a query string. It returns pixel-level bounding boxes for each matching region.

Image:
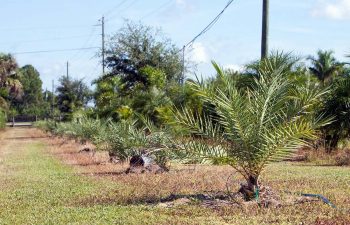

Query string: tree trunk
[239,175,259,201]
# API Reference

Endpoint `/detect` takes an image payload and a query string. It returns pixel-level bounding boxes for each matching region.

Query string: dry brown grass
[34,129,350,224]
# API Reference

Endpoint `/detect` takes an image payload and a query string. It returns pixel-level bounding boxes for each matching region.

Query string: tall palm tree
[308,50,344,85]
[174,61,330,200]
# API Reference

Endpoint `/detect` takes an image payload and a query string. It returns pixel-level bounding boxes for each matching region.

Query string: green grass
[0,142,161,224]
[0,129,349,224]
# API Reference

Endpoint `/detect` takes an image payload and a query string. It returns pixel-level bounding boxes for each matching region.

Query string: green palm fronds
[174,60,331,191]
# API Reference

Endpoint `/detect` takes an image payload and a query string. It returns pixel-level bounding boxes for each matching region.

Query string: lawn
[0,127,349,225]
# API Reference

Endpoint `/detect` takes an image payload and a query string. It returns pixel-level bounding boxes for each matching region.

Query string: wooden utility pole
[52,80,54,118]
[101,16,105,74]
[261,0,269,59]
[181,45,185,84]
[66,61,69,79]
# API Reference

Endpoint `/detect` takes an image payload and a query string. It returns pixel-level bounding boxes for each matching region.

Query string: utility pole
[51,80,54,118]
[66,61,69,79]
[261,0,269,59]
[181,45,185,85]
[101,16,105,75]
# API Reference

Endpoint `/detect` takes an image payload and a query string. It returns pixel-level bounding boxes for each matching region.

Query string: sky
[0,0,349,90]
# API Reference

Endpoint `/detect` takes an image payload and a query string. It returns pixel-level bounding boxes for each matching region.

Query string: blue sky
[0,0,349,90]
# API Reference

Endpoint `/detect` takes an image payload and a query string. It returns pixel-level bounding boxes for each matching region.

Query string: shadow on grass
[75,191,234,207]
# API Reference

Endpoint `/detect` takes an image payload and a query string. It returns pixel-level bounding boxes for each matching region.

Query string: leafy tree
[56,76,92,120]
[11,65,44,116]
[41,89,56,118]
[94,76,129,119]
[95,21,184,123]
[174,61,330,200]
[308,50,344,85]
[0,53,23,110]
[104,20,183,91]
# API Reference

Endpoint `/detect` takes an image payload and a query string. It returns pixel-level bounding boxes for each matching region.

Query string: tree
[12,65,44,116]
[0,53,23,110]
[104,20,183,91]
[174,61,330,200]
[56,76,91,120]
[95,21,184,123]
[308,50,344,85]
[320,77,350,151]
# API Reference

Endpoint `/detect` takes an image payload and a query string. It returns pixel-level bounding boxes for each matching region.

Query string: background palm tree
[308,50,344,85]
[0,53,23,110]
[174,61,330,200]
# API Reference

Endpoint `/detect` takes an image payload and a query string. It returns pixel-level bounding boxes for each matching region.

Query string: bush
[35,116,176,169]
[0,110,6,129]
[335,149,350,166]
[34,120,57,133]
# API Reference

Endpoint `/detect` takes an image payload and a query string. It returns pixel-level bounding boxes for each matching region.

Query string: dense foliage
[35,116,176,169]
[94,21,186,124]
[56,76,92,120]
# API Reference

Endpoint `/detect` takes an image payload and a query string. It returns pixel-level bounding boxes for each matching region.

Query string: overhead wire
[103,0,129,17]
[0,34,100,45]
[179,0,234,53]
[105,0,140,22]
[12,47,99,55]
[139,0,173,20]
[0,24,95,31]
[69,26,100,62]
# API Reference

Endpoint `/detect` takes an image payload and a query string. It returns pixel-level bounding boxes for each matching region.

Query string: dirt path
[0,127,32,168]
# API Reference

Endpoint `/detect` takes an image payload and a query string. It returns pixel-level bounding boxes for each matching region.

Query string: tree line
[1,21,349,151]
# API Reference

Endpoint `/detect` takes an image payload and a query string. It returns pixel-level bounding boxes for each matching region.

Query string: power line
[178,0,234,82]
[103,0,129,17]
[12,47,99,55]
[69,26,100,62]
[0,24,94,31]
[0,34,99,45]
[181,0,234,51]
[140,0,173,20]
[105,0,140,22]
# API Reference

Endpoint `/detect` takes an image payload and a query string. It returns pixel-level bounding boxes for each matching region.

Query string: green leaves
[174,59,329,180]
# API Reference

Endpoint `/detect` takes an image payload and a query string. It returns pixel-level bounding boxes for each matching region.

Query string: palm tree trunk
[261,0,269,59]
[239,175,260,200]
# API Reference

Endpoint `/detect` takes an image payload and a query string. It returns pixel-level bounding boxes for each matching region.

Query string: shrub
[335,149,350,166]
[0,109,6,129]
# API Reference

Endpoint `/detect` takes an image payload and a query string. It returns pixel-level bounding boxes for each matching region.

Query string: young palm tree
[174,61,330,200]
[308,50,344,85]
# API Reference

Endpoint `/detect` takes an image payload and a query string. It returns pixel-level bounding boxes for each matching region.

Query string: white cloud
[312,0,350,20]
[224,64,243,72]
[187,42,209,63]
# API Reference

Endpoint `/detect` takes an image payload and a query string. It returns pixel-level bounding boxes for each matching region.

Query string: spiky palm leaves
[174,61,330,199]
[38,116,175,168]
[308,50,344,85]
[321,78,350,150]
[97,116,174,167]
